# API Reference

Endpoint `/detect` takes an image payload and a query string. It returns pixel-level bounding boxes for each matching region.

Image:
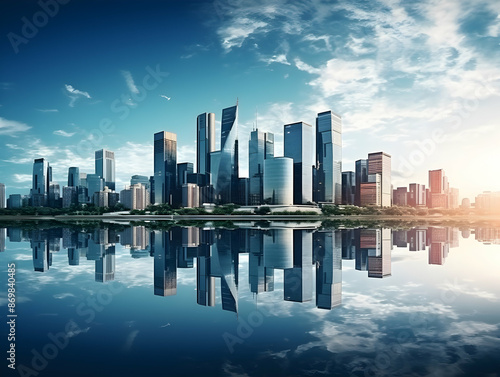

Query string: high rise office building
[0,183,5,209]
[367,152,392,207]
[408,183,426,207]
[263,157,294,205]
[130,175,150,190]
[48,183,60,208]
[154,131,177,205]
[86,174,104,199]
[196,112,216,176]
[429,169,447,208]
[393,187,408,206]
[284,122,315,204]
[341,171,355,205]
[215,103,239,204]
[95,149,115,191]
[68,167,80,187]
[314,111,342,204]
[429,169,445,193]
[354,159,368,206]
[32,158,51,206]
[177,162,194,188]
[249,129,274,205]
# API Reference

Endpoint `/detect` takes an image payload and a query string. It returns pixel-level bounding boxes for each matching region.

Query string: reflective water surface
[0,223,499,376]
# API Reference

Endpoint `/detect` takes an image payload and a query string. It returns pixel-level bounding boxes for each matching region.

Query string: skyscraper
[196,112,215,176]
[130,175,150,190]
[0,183,5,209]
[263,157,294,205]
[354,159,368,206]
[249,129,274,205]
[429,169,447,208]
[408,183,426,207]
[314,110,342,204]
[215,103,238,204]
[68,167,80,187]
[86,174,104,200]
[284,121,315,204]
[154,131,177,205]
[341,171,355,205]
[177,162,194,188]
[367,152,392,207]
[32,158,51,206]
[95,149,115,191]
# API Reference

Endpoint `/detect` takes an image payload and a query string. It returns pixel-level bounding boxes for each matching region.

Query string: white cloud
[53,130,75,137]
[0,117,31,136]
[260,54,291,65]
[121,70,139,94]
[178,144,196,164]
[12,174,32,183]
[218,17,268,51]
[36,108,59,113]
[160,95,171,101]
[65,84,91,107]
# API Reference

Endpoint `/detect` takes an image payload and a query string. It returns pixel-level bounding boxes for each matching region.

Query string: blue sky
[1,0,500,200]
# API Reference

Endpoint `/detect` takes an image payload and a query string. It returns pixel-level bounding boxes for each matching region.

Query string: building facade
[120,184,150,210]
[95,149,115,191]
[215,104,239,204]
[354,159,368,206]
[154,131,177,205]
[284,122,314,204]
[408,183,426,207]
[196,112,215,176]
[314,110,342,204]
[393,187,408,206]
[0,183,5,209]
[263,157,294,205]
[249,129,274,205]
[32,158,51,206]
[367,152,391,207]
[341,171,355,205]
[359,174,381,207]
[68,167,80,187]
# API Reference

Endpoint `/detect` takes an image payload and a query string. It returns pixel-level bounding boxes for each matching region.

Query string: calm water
[0,223,499,377]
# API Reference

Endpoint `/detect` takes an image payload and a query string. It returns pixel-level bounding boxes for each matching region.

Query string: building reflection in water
[4,224,497,312]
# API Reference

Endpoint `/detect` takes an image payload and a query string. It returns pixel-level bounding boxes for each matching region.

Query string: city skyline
[1,0,500,200]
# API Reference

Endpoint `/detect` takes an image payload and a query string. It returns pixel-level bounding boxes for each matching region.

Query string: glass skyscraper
[215,104,238,204]
[368,152,392,207]
[196,112,215,176]
[341,171,355,205]
[86,174,104,200]
[32,158,51,206]
[314,111,342,204]
[95,149,115,191]
[0,183,5,209]
[284,122,314,204]
[68,167,80,187]
[355,159,368,206]
[154,131,177,205]
[263,157,293,205]
[249,129,274,205]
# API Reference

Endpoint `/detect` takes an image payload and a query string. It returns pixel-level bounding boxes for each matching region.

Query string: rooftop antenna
[255,106,258,131]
